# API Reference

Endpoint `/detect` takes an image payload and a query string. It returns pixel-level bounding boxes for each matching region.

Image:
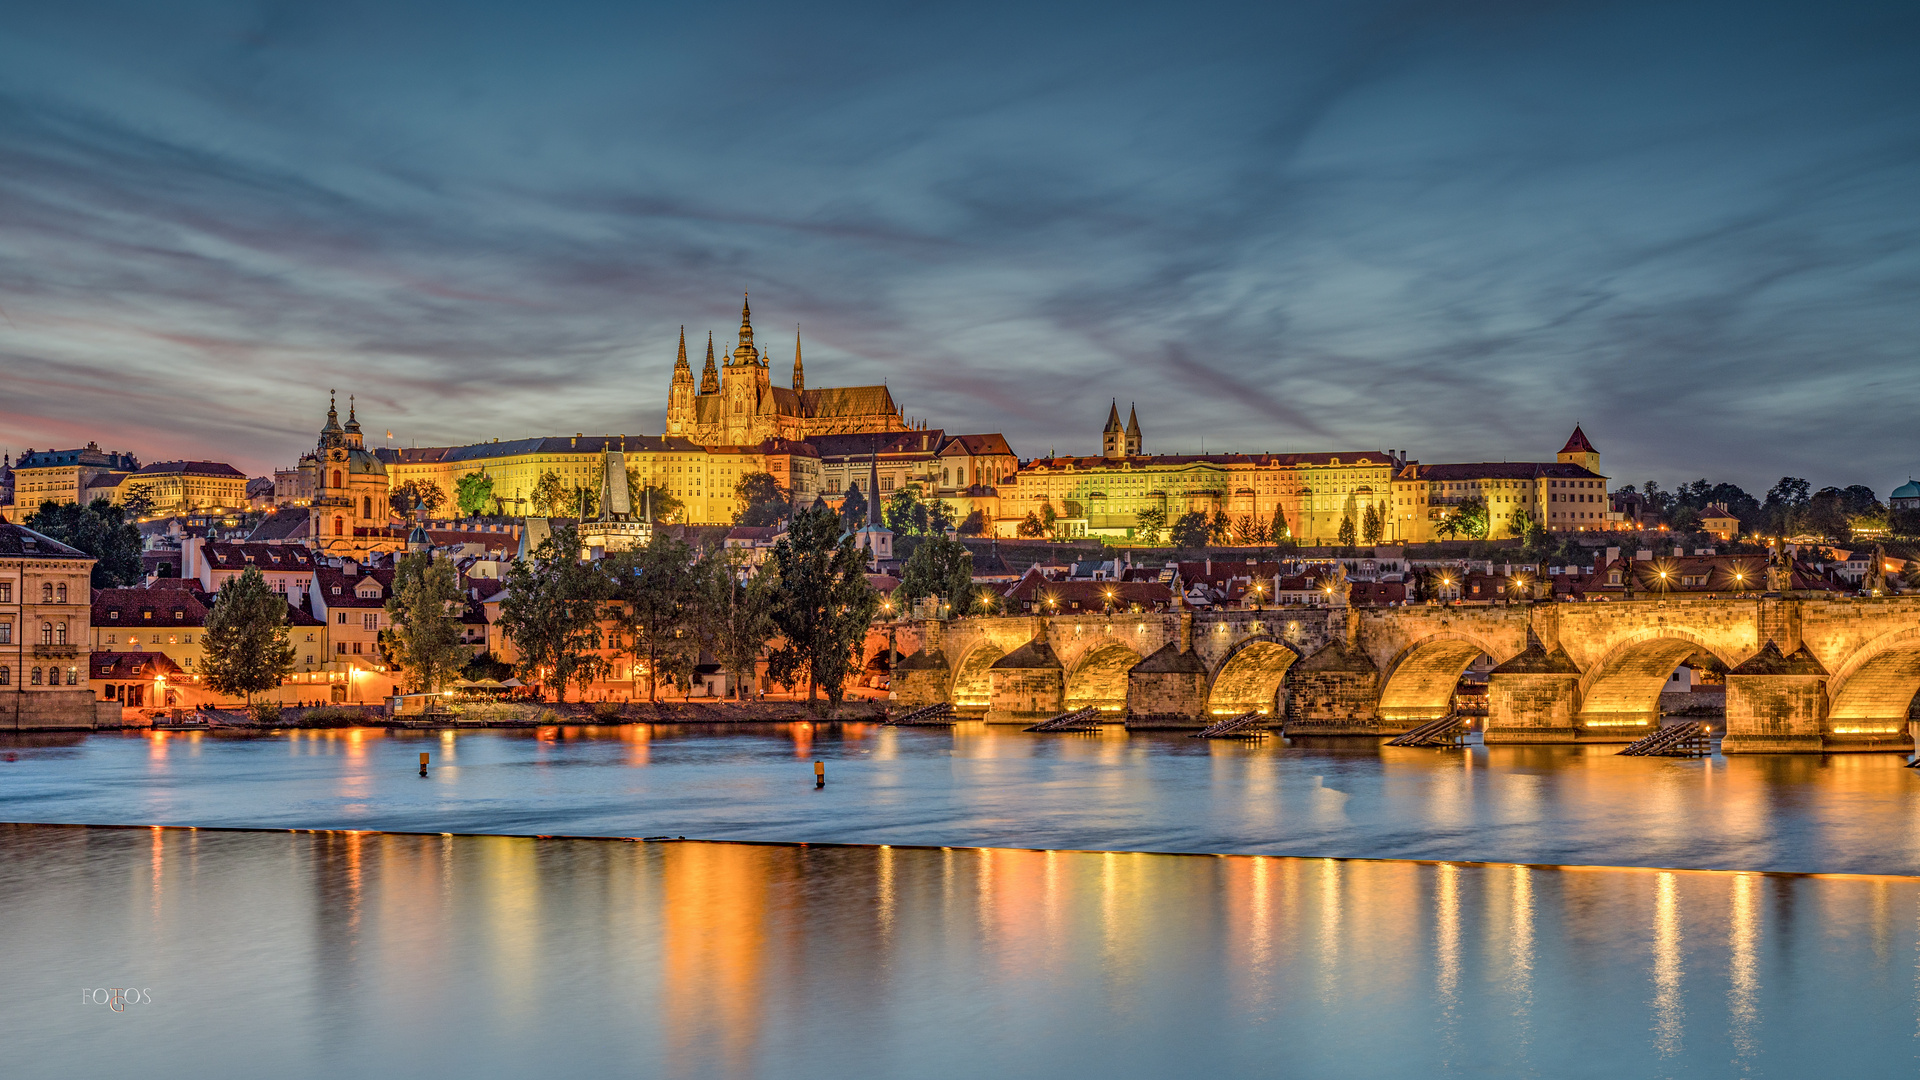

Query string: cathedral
[665,295,910,447]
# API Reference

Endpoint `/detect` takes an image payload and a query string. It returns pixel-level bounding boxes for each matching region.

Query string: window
[332,470,342,488]
[55,583,66,603]
[31,667,43,685]
[104,633,114,645]
[40,623,52,645]
[336,642,347,655]
[336,613,347,624]
[0,582,8,602]
[362,613,378,631]
[352,642,363,654]
[41,582,53,602]
[362,496,372,518]
[0,667,7,685]
[54,622,66,645]
[335,516,345,536]
[66,666,77,685]
[0,620,7,644]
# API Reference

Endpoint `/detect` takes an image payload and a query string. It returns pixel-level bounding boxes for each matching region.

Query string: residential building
[89,582,330,702]
[2,521,102,728]
[123,460,249,514]
[311,564,399,700]
[182,538,320,606]
[1700,503,1741,541]
[3,444,139,521]
[664,297,911,446]
[1389,427,1612,542]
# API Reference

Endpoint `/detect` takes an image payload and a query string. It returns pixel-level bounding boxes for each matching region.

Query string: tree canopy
[896,533,973,612]
[455,472,496,518]
[605,532,706,701]
[698,551,778,701]
[498,524,608,701]
[1169,510,1211,550]
[765,507,881,716]
[384,552,470,693]
[26,498,142,587]
[200,566,296,703]
[733,472,789,527]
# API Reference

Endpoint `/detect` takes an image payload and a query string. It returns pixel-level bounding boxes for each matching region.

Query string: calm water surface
[7,824,1917,1080]
[5,723,1920,873]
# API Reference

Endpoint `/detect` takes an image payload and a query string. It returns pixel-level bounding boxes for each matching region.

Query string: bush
[590,701,626,721]
[299,705,372,726]
[538,709,563,725]
[249,701,282,726]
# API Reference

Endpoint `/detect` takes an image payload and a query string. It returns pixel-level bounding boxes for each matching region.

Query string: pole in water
[419,751,429,777]
[814,760,825,788]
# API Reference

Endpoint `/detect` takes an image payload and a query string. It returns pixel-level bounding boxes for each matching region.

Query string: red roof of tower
[1560,425,1597,454]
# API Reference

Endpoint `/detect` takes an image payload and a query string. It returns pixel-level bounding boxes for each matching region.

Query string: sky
[0,0,1916,495]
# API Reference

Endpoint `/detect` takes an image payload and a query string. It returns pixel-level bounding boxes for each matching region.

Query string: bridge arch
[1206,635,1301,716]
[1377,632,1507,723]
[1066,639,1144,712]
[1576,629,1742,728]
[950,641,1005,710]
[1827,626,1920,730]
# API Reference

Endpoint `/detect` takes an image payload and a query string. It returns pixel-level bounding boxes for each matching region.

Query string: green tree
[1442,496,1488,541]
[1208,508,1232,544]
[896,533,974,612]
[120,486,158,520]
[1039,501,1059,539]
[1337,513,1357,550]
[384,553,470,693]
[957,509,988,537]
[605,532,706,702]
[885,483,926,535]
[414,481,446,517]
[26,499,142,587]
[1017,511,1045,538]
[698,552,779,700]
[1133,506,1167,545]
[1238,515,1270,547]
[498,524,609,701]
[1170,510,1211,550]
[456,472,496,518]
[566,484,598,520]
[629,477,683,524]
[926,497,957,535]
[1269,505,1290,547]
[734,472,789,527]
[200,566,296,704]
[529,469,569,517]
[839,482,869,531]
[1361,503,1383,546]
[765,507,881,716]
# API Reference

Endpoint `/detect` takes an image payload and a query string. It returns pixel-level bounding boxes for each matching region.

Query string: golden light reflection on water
[22,826,1920,1077]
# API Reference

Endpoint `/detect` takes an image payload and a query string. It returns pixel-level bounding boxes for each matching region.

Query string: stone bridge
[885,596,1920,753]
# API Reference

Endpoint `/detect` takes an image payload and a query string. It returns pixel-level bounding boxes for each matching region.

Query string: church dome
[407,524,431,550]
[1893,480,1920,500]
[346,448,387,476]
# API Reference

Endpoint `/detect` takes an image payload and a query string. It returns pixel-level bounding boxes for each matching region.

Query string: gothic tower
[1102,400,1124,459]
[1557,425,1600,473]
[793,328,804,393]
[699,332,719,395]
[1125,404,1141,456]
[666,327,695,435]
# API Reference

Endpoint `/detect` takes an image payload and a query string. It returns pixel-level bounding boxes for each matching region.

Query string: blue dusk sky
[0,0,1915,494]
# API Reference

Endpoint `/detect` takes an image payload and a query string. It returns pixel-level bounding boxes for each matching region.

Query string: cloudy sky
[1,0,1915,494]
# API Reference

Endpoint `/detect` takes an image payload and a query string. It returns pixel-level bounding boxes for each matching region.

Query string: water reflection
[8,825,1920,1079]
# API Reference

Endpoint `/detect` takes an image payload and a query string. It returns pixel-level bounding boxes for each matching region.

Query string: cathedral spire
[674,326,689,372]
[701,332,720,394]
[792,326,804,393]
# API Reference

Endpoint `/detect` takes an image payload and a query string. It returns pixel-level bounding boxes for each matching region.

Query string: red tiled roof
[315,566,394,607]
[206,542,315,570]
[1560,426,1598,455]
[91,652,186,680]
[92,586,213,627]
[1003,577,1171,609]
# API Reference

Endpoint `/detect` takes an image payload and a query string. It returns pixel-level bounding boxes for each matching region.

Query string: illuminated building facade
[1389,427,1613,542]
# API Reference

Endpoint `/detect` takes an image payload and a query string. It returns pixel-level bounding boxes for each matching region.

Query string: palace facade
[665,296,910,447]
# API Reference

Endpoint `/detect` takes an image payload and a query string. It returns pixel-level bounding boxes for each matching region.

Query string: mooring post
[814,760,825,788]
[419,751,429,777]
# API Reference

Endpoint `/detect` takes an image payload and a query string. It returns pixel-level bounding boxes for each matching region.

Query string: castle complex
[665,296,910,447]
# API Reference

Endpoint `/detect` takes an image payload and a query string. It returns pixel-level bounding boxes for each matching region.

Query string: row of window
[102,634,195,645]
[0,666,79,685]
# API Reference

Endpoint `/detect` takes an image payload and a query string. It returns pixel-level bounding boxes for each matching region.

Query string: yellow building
[122,460,249,515]
[1388,426,1613,542]
[90,582,330,704]
[387,434,807,525]
[3,444,139,521]
[2,521,101,727]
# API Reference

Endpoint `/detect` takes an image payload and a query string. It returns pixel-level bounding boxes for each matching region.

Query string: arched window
[0,666,9,685]
[30,667,42,685]
[362,496,372,518]
[334,516,345,536]
[39,623,52,645]
[55,583,66,603]
[66,667,77,685]
[41,582,53,602]
[54,622,67,645]
[332,470,343,489]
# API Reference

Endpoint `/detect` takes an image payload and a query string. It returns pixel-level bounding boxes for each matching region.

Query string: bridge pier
[1721,642,1831,754]
[986,620,1065,725]
[1126,611,1210,729]
[1483,637,1586,743]
[892,619,951,709]
[1283,640,1383,736]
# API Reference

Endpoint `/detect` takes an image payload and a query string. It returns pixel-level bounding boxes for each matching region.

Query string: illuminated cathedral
[665,296,910,447]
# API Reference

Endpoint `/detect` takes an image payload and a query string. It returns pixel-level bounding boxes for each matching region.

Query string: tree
[120,486,157,520]
[629,479,682,524]
[26,499,143,587]
[413,481,447,517]
[1134,506,1167,545]
[765,507,881,716]
[896,533,974,613]
[200,566,296,704]
[383,552,470,694]
[1170,510,1211,550]
[1208,508,1232,544]
[884,482,934,535]
[1238,515,1271,548]
[839,482,869,531]
[1270,506,1293,551]
[566,484,598,520]
[498,524,609,701]
[1442,496,1488,541]
[1806,488,1853,541]
[698,551,779,700]
[605,533,707,702]
[1763,477,1812,536]
[1017,511,1045,538]
[529,469,569,517]
[957,509,987,537]
[734,472,789,527]
[1362,503,1383,546]
[1507,507,1537,541]
[456,471,496,518]
[926,497,957,535]
[1039,501,1059,540]
[1337,513,1357,551]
